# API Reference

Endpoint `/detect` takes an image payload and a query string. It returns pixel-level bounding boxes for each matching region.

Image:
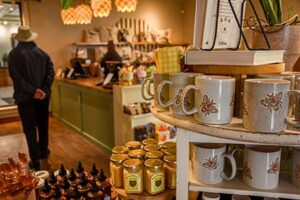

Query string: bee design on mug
[267,157,280,174]
[202,155,218,171]
[175,89,191,108]
[260,92,283,112]
[200,95,218,116]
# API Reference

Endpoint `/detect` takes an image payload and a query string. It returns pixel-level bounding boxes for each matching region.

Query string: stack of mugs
[141,72,300,191]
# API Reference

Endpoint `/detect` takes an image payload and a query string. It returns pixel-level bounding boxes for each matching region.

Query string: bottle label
[151,172,165,193]
[125,173,142,192]
[172,173,176,188]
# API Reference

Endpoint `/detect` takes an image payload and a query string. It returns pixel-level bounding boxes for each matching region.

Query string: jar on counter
[128,149,146,160]
[112,146,129,154]
[110,154,129,188]
[144,144,161,152]
[142,138,158,146]
[164,154,176,189]
[160,141,176,150]
[145,151,164,160]
[144,159,165,195]
[125,141,142,150]
[123,159,144,194]
[164,147,176,155]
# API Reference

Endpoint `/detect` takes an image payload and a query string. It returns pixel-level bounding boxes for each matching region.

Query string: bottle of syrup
[98,169,111,200]
[89,163,99,182]
[39,180,53,199]
[49,171,57,189]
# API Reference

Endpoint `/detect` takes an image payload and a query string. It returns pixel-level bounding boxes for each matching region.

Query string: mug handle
[286,90,300,127]
[157,80,173,107]
[221,153,237,181]
[231,148,244,171]
[181,85,198,115]
[141,78,154,101]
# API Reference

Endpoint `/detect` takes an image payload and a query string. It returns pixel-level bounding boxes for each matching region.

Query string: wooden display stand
[113,187,176,200]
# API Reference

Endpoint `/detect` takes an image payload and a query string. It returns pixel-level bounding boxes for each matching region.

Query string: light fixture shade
[61,7,77,25]
[76,4,93,24]
[115,0,137,12]
[91,0,112,17]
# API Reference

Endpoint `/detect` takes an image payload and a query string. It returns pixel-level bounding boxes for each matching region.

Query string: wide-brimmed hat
[14,25,38,42]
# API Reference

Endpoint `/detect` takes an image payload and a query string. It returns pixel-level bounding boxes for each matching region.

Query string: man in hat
[8,25,54,170]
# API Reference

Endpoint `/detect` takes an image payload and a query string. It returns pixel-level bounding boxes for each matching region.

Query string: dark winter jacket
[8,42,54,104]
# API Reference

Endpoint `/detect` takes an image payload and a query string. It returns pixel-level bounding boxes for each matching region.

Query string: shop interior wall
[183,0,300,45]
[25,0,185,69]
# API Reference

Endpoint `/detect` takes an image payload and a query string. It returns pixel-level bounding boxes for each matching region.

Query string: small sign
[103,73,114,86]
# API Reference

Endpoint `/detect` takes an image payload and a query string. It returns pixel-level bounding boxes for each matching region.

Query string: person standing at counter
[100,40,123,78]
[8,26,54,170]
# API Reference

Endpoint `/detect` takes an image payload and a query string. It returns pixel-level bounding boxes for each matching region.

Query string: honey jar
[125,141,142,150]
[110,154,129,188]
[144,144,161,152]
[112,146,129,154]
[123,159,144,194]
[164,154,176,189]
[142,138,157,146]
[160,141,176,150]
[145,151,164,160]
[164,147,176,155]
[144,159,165,195]
[128,149,146,160]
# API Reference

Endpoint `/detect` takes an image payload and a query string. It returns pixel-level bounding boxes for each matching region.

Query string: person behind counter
[8,26,54,170]
[100,40,123,80]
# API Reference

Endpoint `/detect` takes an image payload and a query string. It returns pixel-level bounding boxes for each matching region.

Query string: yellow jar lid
[144,144,161,152]
[164,154,176,164]
[125,141,142,150]
[145,151,164,159]
[110,154,129,164]
[112,146,129,154]
[128,149,146,159]
[142,138,157,146]
[160,141,176,149]
[123,159,142,170]
[164,147,176,155]
[144,159,163,170]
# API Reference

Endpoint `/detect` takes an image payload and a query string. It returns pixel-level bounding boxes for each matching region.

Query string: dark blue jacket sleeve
[41,56,55,96]
[8,52,36,96]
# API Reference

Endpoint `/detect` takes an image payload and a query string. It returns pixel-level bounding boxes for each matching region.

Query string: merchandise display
[109,139,177,197]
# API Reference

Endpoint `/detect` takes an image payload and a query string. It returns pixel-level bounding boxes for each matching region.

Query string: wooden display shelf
[189,173,300,199]
[192,63,285,75]
[114,187,176,200]
[150,106,300,146]
[73,42,189,48]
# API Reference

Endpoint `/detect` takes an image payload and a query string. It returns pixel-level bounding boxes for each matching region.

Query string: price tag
[103,73,114,86]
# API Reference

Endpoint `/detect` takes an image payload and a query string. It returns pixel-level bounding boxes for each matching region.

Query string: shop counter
[51,78,113,153]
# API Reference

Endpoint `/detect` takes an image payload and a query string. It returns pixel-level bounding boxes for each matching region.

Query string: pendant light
[91,0,112,18]
[61,7,77,25]
[75,3,93,24]
[115,0,137,12]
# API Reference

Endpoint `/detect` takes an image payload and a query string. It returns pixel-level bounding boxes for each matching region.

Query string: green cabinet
[51,80,114,153]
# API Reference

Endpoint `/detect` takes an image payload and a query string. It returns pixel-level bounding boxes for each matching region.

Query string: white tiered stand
[151,107,300,200]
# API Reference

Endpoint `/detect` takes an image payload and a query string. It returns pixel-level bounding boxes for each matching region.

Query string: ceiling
[0,3,21,23]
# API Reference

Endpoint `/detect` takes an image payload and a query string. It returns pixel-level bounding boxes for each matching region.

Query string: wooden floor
[0,116,110,174]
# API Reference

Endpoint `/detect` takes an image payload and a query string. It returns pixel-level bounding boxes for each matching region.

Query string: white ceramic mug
[141,73,169,109]
[192,143,237,184]
[157,73,199,115]
[243,146,281,190]
[292,148,300,188]
[181,75,235,125]
[243,79,300,133]
[202,192,220,200]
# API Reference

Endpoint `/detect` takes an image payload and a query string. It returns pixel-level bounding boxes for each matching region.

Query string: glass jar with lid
[123,159,144,194]
[142,138,158,146]
[125,141,142,150]
[164,147,176,155]
[144,144,161,152]
[112,146,128,154]
[128,149,146,160]
[145,151,164,160]
[164,154,176,189]
[144,159,165,195]
[110,154,128,188]
[160,141,176,150]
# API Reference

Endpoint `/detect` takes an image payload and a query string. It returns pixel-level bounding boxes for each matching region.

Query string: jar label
[172,173,176,188]
[151,172,165,193]
[125,173,142,192]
